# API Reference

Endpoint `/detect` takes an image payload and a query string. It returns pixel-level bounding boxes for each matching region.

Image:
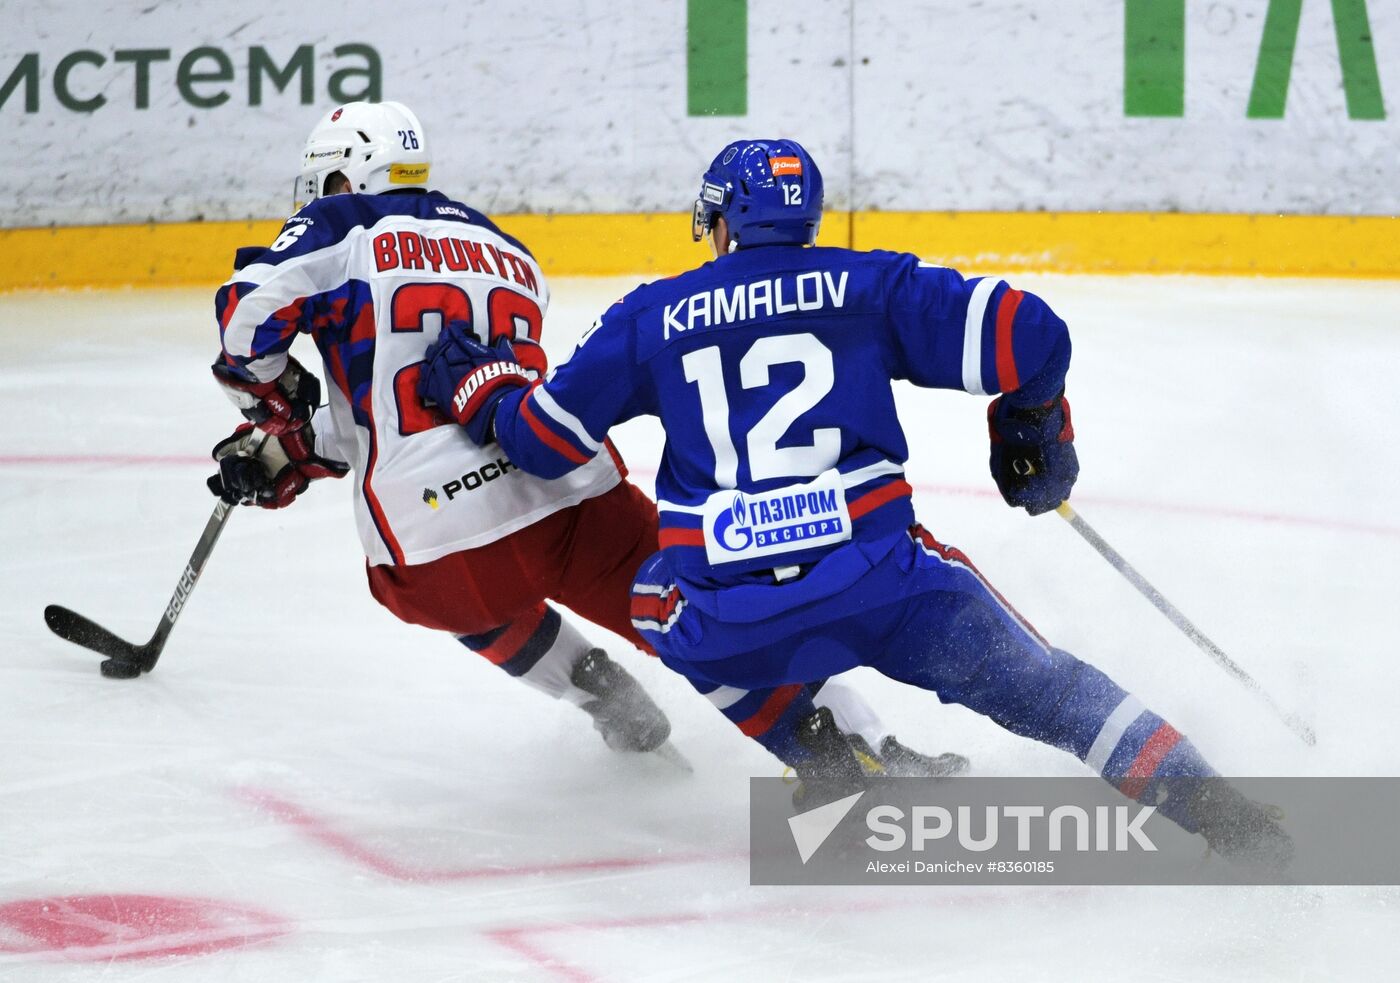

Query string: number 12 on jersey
[681,332,839,485]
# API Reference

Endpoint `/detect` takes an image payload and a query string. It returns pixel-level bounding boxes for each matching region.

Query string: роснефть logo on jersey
[702,470,852,565]
[423,457,519,508]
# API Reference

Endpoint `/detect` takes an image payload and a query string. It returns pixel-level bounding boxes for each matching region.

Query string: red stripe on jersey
[519,385,591,465]
[271,296,307,327]
[910,524,1051,649]
[659,527,705,549]
[478,604,547,665]
[848,479,913,521]
[630,589,682,624]
[994,288,1023,393]
[912,524,969,563]
[350,302,404,566]
[1119,723,1183,800]
[738,684,803,737]
[362,426,404,566]
[219,283,241,332]
[325,345,353,404]
[603,437,628,479]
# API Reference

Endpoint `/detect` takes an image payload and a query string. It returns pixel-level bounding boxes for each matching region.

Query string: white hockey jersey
[215,190,620,566]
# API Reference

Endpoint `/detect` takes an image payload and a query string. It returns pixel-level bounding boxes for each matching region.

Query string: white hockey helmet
[292,100,431,211]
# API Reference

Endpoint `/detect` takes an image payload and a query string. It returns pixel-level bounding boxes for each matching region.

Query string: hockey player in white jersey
[206,101,965,776]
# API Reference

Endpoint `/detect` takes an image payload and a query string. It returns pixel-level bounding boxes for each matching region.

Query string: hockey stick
[1054,501,1316,746]
[45,490,237,679]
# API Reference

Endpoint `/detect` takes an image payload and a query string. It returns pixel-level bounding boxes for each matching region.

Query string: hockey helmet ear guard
[292,100,431,213]
[693,139,823,250]
[691,179,730,243]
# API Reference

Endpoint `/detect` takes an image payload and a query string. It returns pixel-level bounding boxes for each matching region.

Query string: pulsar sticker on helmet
[389,163,430,184]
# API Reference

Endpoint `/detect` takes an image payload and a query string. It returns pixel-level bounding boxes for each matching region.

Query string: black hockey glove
[988,392,1079,515]
[208,421,348,509]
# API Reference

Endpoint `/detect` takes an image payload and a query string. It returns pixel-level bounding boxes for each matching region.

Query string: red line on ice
[0,894,289,962]
[0,452,208,467]
[905,479,1400,540]
[2,452,1395,539]
[233,788,741,883]
[630,465,1400,541]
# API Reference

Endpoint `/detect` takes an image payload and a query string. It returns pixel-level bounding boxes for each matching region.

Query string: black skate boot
[1187,780,1294,872]
[846,734,970,778]
[792,707,868,808]
[571,649,672,753]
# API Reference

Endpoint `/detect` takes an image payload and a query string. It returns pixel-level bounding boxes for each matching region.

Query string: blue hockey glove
[988,392,1078,515]
[418,324,537,445]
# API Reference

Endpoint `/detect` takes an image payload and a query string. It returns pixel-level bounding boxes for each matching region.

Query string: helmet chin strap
[706,217,740,258]
[708,230,737,259]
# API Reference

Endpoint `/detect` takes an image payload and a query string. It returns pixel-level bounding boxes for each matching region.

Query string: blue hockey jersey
[489,245,1070,588]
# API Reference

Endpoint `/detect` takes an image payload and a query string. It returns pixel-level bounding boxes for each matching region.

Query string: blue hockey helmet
[691,139,823,250]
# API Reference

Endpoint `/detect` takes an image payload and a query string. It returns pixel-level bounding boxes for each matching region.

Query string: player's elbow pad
[1003,293,1071,408]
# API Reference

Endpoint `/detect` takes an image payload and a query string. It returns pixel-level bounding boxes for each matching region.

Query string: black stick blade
[100,658,144,679]
[44,605,145,663]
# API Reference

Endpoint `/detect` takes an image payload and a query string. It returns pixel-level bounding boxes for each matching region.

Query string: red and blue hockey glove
[988,391,1079,516]
[212,355,321,436]
[417,324,540,446]
[207,421,348,509]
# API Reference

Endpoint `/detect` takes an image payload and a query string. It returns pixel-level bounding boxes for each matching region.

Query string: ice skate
[1188,780,1294,872]
[791,707,868,807]
[847,734,970,778]
[571,648,672,753]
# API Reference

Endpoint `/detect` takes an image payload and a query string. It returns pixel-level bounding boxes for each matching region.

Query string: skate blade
[652,740,694,773]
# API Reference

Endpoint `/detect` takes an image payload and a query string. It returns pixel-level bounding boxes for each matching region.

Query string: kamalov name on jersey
[663,270,849,338]
[701,470,852,565]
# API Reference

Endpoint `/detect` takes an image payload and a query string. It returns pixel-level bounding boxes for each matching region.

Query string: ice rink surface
[2,273,1399,980]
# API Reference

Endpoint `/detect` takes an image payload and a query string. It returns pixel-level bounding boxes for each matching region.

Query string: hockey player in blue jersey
[418,139,1289,859]
[205,105,962,782]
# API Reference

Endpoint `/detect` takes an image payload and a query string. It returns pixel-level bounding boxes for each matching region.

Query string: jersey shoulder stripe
[251,192,535,270]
